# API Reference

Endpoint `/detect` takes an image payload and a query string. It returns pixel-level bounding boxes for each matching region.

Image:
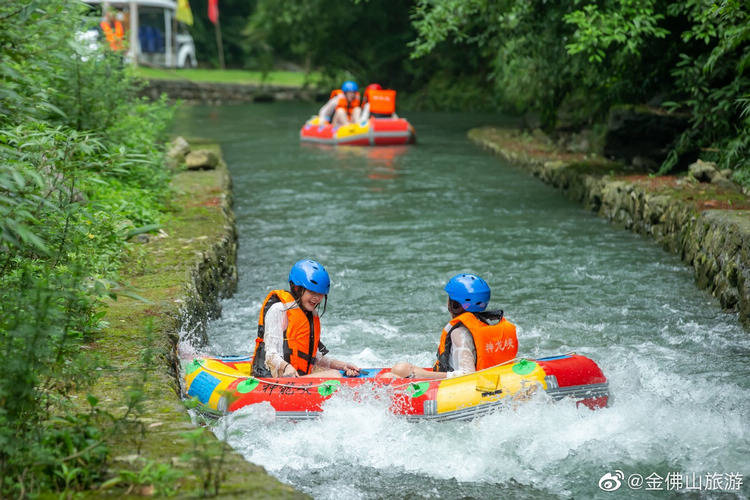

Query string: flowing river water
[173,102,749,499]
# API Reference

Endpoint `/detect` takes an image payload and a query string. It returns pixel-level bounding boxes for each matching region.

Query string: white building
[83,0,197,68]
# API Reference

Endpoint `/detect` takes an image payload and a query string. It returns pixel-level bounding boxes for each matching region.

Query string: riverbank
[87,143,306,497]
[469,127,750,327]
[134,68,322,87]
[139,77,321,104]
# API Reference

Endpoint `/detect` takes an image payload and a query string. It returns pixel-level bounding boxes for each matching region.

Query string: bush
[410,0,750,181]
[0,1,174,496]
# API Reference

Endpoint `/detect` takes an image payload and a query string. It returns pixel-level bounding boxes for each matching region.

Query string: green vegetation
[134,67,322,87]
[198,1,748,180]
[407,0,750,179]
[85,161,305,498]
[1,3,305,493]
[190,0,485,107]
[0,1,175,496]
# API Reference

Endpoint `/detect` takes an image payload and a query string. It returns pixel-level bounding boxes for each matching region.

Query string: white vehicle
[83,0,197,68]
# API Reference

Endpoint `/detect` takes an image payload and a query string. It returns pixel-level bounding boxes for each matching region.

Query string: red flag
[208,0,219,24]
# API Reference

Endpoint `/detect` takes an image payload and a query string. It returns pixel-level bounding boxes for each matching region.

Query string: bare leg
[379,362,446,380]
[332,108,350,127]
[390,361,413,377]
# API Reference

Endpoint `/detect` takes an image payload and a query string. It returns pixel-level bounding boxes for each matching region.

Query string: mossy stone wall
[141,79,319,104]
[469,127,750,327]
[177,163,238,348]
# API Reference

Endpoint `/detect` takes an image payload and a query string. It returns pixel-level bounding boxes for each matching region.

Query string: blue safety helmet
[444,273,491,312]
[288,259,331,295]
[341,80,358,93]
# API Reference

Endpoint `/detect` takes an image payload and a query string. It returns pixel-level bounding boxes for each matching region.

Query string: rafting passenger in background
[251,259,360,378]
[318,80,361,127]
[383,273,518,380]
[359,83,399,123]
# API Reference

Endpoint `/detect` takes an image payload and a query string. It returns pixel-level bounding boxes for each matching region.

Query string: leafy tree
[242,0,493,109]
[189,0,257,68]
[661,0,750,175]
[410,0,750,176]
[244,0,416,88]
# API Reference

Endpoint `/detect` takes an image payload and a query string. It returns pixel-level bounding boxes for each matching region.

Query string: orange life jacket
[330,89,361,118]
[100,20,125,52]
[433,312,518,372]
[367,89,397,116]
[251,289,323,377]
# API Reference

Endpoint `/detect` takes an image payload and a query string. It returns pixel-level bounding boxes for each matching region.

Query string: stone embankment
[141,78,320,104]
[469,127,750,327]
[91,140,306,497]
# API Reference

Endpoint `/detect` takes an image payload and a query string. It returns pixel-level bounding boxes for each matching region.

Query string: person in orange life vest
[359,83,399,122]
[100,9,126,52]
[318,80,361,127]
[251,259,360,378]
[383,273,518,380]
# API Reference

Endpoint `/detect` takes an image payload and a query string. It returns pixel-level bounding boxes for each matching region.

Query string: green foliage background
[0,1,173,496]
[408,0,749,175]
[193,0,748,177]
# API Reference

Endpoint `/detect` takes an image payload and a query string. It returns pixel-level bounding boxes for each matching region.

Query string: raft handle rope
[192,352,579,392]
[195,358,342,390]
[387,352,576,390]
[389,355,524,390]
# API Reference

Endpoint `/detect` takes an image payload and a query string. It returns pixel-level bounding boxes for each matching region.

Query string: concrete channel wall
[164,157,308,497]
[141,78,318,104]
[469,127,750,327]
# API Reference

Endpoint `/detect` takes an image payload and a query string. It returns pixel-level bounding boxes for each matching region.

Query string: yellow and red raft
[299,116,416,146]
[183,353,609,421]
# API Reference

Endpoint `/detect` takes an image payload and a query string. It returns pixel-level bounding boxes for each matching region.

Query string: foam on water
[213,347,747,498]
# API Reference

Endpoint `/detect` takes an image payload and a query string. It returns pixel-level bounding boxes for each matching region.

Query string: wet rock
[688,159,719,183]
[712,176,741,192]
[708,167,740,192]
[185,149,219,170]
[167,136,190,160]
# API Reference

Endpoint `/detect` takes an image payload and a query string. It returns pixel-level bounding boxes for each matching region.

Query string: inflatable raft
[183,353,609,421]
[299,116,416,146]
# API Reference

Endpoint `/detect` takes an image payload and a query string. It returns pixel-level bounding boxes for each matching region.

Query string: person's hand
[341,362,360,377]
[282,363,299,378]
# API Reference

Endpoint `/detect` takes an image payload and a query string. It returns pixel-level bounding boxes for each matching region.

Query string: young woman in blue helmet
[318,80,361,127]
[251,259,360,378]
[385,273,518,379]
